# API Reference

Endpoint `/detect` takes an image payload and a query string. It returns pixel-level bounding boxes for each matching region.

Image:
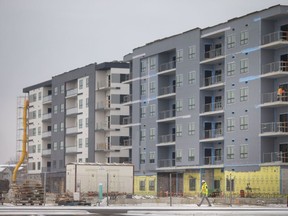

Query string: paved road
[0,206,288,216]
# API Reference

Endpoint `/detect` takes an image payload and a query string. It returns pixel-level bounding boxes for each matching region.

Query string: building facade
[123,5,288,196]
[23,62,130,192]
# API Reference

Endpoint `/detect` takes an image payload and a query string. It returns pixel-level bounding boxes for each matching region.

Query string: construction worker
[197,180,212,207]
[277,86,284,101]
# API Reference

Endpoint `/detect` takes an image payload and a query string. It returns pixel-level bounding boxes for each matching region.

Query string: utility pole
[107,173,109,206]
[169,173,172,206]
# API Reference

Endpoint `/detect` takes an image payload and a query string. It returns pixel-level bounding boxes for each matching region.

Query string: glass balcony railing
[158,159,176,168]
[262,31,288,45]
[263,151,288,163]
[158,134,176,143]
[261,91,288,104]
[203,155,223,165]
[159,60,176,72]
[158,109,176,120]
[203,101,223,113]
[159,85,176,96]
[262,61,288,75]
[204,47,223,60]
[202,128,223,140]
[202,74,223,87]
[261,122,288,134]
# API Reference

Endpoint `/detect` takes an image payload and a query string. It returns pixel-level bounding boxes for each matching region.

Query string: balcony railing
[159,60,176,72]
[97,81,111,89]
[158,109,176,120]
[42,167,51,173]
[66,146,78,153]
[42,113,52,120]
[122,139,132,146]
[43,95,52,103]
[158,159,176,168]
[262,91,288,104]
[158,134,176,143]
[95,122,110,130]
[202,74,223,87]
[96,101,111,109]
[262,61,288,75]
[202,128,223,139]
[262,31,288,45]
[66,126,78,134]
[96,143,109,150]
[203,155,223,165]
[159,85,176,96]
[204,47,223,59]
[263,152,288,163]
[122,95,132,103]
[261,122,288,134]
[204,101,223,113]
[66,88,78,97]
[66,107,78,115]
[122,117,132,125]
[42,149,51,156]
[42,131,52,138]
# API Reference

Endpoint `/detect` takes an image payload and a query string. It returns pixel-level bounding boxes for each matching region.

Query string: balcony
[157,134,176,146]
[260,91,288,108]
[42,167,51,173]
[95,101,112,110]
[200,101,224,116]
[42,113,52,121]
[66,126,78,135]
[43,95,52,104]
[260,122,288,137]
[201,47,224,64]
[261,31,288,49]
[263,152,288,163]
[200,74,224,90]
[42,149,51,156]
[158,60,176,73]
[122,116,132,125]
[158,159,175,168]
[158,109,176,122]
[65,146,78,154]
[66,107,79,115]
[95,122,115,131]
[200,128,224,142]
[42,131,52,139]
[95,143,110,151]
[261,61,288,78]
[122,138,132,147]
[96,81,115,90]
[203,155,223,166]
[158,85,176,98]
[122,94,132,104]
[66,88,78,98]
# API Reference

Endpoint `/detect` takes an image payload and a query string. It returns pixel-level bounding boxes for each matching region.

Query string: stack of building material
[10,181,44,205]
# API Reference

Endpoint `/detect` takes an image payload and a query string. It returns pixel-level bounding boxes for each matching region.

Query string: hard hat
[202,180,205,183]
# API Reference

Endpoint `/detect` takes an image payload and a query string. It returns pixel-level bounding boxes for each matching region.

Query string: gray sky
[0,0,287,164]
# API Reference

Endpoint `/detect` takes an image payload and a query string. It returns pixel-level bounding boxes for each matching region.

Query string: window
[86,77,89,88]
[227,34,236,48]
[214,180,221,191]
[176,49,183,62]
[86,98,89,108]
[61,104,64,112]
[149,152,155,163]
[79,99,83,109]
[31,110,36,119]
[226,178,235,191]
[86,118,88,128]
[53,105,58,114]
[85,138,88,147]
[54,87,58,96]
[149,57,156,70]
[140,152,146,164]
[37,162,41,170]
[240,87,248,102]
[240,31,248,45]
[60,122,64,131]
[149,81,156,93]
[215,149,222,161]
[141,106,146,118]
[188,97,195,110]
[52,160,56,169]
[176,74,183,87]
[141,59,147,74]
[38,92,42,101]
[188,148,195,161]
[53,142,58,150]
[227,62,235,76]
[176,99,183,112]
[149,104,156,116]
[149,128,155,140]
[188,71,196,84]
[79,79,83,89]
[30,93,37,102]
[139,180,145,191]
[149,180,155,191]
[53,124,58,132]
[227,90,235,104]
[78,138,83,148]
[240,116,248,130]
[189,178,196,191]
[60,85,65,94]
[32,128,36,136]
[60,141,64,150]
[240,59,248,73]
[227,146,234,159]
[79,158,82,163]
[37,144,41,153]
[188,122,195,135]
[140,129,146,141]
[176,124,182,137]
[79,119,83,129]
[240,144,248,159]
[188,46,196,59]
[59,160,64,168]
[140,84,146,95]
[176,149,182,162]
[38,127,41,135]
[227,117,235,132]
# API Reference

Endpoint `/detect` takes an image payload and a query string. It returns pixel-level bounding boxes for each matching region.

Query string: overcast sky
[0,0,287,164]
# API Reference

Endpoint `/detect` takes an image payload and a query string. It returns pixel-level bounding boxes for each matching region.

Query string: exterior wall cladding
[23,62,130,192]
[22,5,288,195]
[123,5,288,195]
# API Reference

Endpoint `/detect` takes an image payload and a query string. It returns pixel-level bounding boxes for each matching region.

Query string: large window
[240,31,249,45]
[188,148,195,161]
[149,152,155,163]
[240,87,248,102]
[149,180,155,191]
[240,116,248,130]
[139,180,145,191]
[188,71,196,84]
[176,74,183,87]
[188,97,195,110]
[215,149,222,161]
[188,122,195,135]
[227,146,234,159]
[227,90,235,104]
[140,84,146,95]
[149,81,156,93]
[149,128,155,140]
[78,79,83,89]
[141,59,147,74]
[176,124,182,137]
[188,46,196,59]
[226,178,235,191]
[176,99,183,112]
[240,145,248,159]
[240,59,248,73]
[176,49,183,62]
[176,149,182,162]
[78,138,83,148]
[227,118,235,132]
[189,178,196,191]
[140,129,146,141]
[141,106,146,118]
[149,104,156,116]
[149,57,156,70]
[227,34,236,48]
[140,152,146,164]
[227,62,236,76]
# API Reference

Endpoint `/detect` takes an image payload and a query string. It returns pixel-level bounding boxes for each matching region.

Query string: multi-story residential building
[23,62,130,192]
[123,5,288,196]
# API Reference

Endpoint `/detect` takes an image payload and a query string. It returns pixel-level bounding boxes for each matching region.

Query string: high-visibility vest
[201,182,208,196]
